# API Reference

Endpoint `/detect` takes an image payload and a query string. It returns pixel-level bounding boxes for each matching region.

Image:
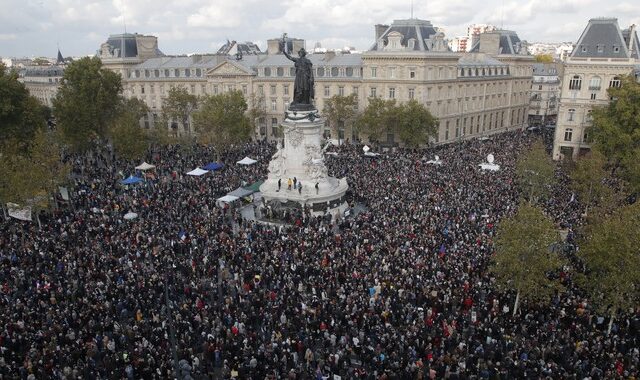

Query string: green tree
[534,54,554,63]
[0,63,47,143]
[52,56,122,151]
[491,203,564,316]
[356,97,399,143]
[397,99,438,148]
[0,130,69,224]
[161,86,198,135]
[248,93,267,139]
[588,74,640,193]
[569,150,610,214]
[578,202,640,334]
[516,140,555,204]
[192,91,252,156]
[323,94,359,142]
[109,98,150,160]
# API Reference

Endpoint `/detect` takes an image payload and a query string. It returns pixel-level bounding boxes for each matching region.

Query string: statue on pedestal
[280,34,314,110]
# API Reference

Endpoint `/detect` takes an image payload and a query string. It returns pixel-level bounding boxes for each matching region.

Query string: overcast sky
[1,0,639,58]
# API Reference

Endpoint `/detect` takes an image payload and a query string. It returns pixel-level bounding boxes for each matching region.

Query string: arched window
[569,75,582,90]
[568,108,576,121]
[589,76,601,90]
[317,67,325,77]
[346,67,353,77]
[264,67,271,77]
[331,67,339,77]
[277,67,284,77]
[289,67,295,76]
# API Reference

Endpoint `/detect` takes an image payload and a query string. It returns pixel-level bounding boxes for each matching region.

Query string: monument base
[259,109,348,217]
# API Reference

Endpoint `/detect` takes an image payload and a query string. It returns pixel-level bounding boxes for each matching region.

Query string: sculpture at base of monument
[280,34,314,111]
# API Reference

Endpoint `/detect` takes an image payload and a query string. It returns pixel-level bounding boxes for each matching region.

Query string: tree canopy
[323,94,359,140]
[491,203,564,315]
[161,86,198,134]
[397,100,438,148]
[52,56,122,151]
[0,63,47,143]
[516,139,556,204]
[109,98,150,160]
[192,91,252,154]
[588,74,640,193]
[534,54,554,63]
[578,202,640,332]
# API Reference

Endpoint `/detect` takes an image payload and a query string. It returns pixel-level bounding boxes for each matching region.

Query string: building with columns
[101,18,533,144]
[552,18,639,160]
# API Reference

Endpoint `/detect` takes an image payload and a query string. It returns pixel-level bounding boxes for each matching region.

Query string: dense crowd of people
[0,130,638,379]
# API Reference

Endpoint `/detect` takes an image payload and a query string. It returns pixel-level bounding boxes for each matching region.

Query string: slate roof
[457,53,506,67]
[571,18,635,58]
[251,53,362,67]
[622,28,640,59]
[104,34,164,58]
[469,30,525,55]
[369,19,445,52]
[134,55,225,69]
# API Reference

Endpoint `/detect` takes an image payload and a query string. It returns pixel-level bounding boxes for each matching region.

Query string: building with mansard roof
[102,18,533,144]
[552,18,639,160]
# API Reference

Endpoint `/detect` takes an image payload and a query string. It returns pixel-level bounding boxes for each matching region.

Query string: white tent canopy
[237,157,257,165]
[186,167,209,176]
[217,195,239,203]
[135,162,155,171]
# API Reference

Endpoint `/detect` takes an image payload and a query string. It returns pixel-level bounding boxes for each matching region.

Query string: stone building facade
[552,18,639,160]
[528,62,562,127]
[101,19,533,144]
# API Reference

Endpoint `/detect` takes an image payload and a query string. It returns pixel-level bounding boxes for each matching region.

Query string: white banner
[7,203,32,221]
[59,186,70,201]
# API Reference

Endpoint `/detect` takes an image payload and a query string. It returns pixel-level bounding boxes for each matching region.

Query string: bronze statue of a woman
[280,36,314,111]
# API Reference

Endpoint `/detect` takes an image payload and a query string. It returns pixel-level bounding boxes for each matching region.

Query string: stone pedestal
[260,109,348,216]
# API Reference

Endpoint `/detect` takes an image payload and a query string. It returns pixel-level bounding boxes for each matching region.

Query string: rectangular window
[324,86,330,97]
[564,128,573,142]
[371,67,377,78]
[271,118,278,126]
[370,87,377,98]
[214,85,219,95]
[242,85,247,95]
[271,99,277,111]
[408,88,415,99]
[258,85,264,95]
[568,109,575,122]
[445,121,450,140]
[389,87,395,99]
[338,86,344,96]
[284,85,289,95]
[270,85,276,95]
[409,69,416,79]
[140,85,145,94]
[590,93,596,100]
[150,85,155,94]
[191,85,196,94]
[389,67,396,79]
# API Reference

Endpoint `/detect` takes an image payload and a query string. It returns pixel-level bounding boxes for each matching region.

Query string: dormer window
[408,39,416,49]
[581,46,587,53]
[597,44,604,53]
[613,45,620,53]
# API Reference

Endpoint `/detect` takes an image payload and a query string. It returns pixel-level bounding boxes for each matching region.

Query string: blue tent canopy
[121,175,143,185]
[204,162,224,171]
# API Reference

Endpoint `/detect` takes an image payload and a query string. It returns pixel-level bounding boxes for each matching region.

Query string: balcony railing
[588,85,601,91]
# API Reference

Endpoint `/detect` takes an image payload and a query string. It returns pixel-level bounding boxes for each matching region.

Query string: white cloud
[0,0,638,57]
